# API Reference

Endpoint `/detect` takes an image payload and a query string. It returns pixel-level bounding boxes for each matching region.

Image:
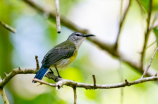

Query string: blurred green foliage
[153,0,158,11]
[0,0,158,104]
[139,0,150,12]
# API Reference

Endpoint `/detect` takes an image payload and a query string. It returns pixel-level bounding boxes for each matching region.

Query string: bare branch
[18,67,21,71]
[125,79,130,86]
[140,0,152,69]
[92,75,96,89]
[73,86,77,104]
[35,55,40,70]
[0,20,16,33]
[33,78,56,87]
[0,88,9,104]
[0,68,37,88]
[33,76,158,89]
[54,0,61,33]
[142,47,158,78]
[114,0,131,50]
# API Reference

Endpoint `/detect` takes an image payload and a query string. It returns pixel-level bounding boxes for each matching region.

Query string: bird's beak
[82,34,95,37]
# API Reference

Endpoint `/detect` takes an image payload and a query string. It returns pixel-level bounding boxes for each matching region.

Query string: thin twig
[18,67,21,70]
[35,55,40,70]
[141,47,158,78]
[140,0,152,69]
[146,40,156,49]
[54,0,61,33]
[114,0,131,50]
[0,88,9,104]
[33,78,56,87]
[92,75,96,89]
[0,20,16,33]
[125,79,130,86]
[73,86,77,104]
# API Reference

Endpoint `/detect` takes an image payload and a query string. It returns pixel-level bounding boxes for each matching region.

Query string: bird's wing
[42,42,76,68]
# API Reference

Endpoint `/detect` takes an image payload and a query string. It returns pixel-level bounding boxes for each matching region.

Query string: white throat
[74,38,85,50]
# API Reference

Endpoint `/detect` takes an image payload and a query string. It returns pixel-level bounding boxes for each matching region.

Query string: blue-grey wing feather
[42,42,76,68]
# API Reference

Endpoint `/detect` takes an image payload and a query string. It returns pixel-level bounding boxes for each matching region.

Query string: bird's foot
[49,68,54,74]
[58,75,62,78]
[54,66,62,78]
[55,76,62,82]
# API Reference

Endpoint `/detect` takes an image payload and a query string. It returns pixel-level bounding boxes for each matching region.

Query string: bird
[32,32,94,83]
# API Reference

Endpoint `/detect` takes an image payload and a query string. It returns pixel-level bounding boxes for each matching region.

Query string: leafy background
[0,0,158,104]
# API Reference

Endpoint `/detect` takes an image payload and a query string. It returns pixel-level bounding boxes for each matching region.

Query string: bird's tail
[32,66,48,83]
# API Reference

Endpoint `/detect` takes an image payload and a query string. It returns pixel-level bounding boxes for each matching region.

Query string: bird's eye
[76,33,80,36]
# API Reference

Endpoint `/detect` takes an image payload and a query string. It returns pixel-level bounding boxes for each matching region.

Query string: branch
[22,0,156,77]
[114,0,131,50]
[33,76,158,89]
[54,0,61,33]
[73,86,77,104]
[140,0,152,69]
[0,67,156,97]
[0,20,16,33]
[0,67,157,99]
[141,47,158,78]
[35,55,40,70]
[0,68,37,88]
[92,75,96,89]
[0,88,9,104]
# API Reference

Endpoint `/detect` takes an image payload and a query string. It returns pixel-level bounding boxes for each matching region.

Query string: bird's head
[67,32,95,49]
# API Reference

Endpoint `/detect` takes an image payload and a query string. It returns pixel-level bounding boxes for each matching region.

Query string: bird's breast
[51,50,78,69]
